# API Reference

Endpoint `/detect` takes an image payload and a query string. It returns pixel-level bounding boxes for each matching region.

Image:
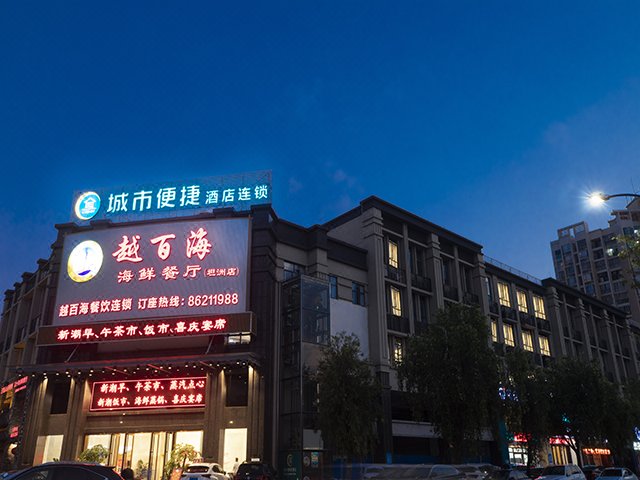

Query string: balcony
[573,330,583,343]
[385,266,406,283]
[387,314,410,334]
[411,273,432,292]
[493,343,505,355]
[462,291,480,306]
[537,319,551,332]
[501,305,517,321]
[520,313,537,329]
[599,338,608,350]
[489,303,500,315]
[443,285,458,301]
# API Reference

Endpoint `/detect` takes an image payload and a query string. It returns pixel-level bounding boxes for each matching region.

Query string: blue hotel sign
[71,171,272,223]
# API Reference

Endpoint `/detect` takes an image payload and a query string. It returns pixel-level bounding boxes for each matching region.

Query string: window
[441,258,453,286]
[503,324,515,347]
[497,282,511,307]
[413,294,429,324]
[533,295,546,319]
[539,335,551,356]
[226,368,249,406]
[283,261,303,281]
[388,240,399,268]
[50,380,70,414]
[522,331,534,352]
[485,277,494,304]
[352,282,365,306]
[516,289,528,313]
[491,321,498,342]
[389,286,402,316]
[390,337,405,365]
[329,275,337,299]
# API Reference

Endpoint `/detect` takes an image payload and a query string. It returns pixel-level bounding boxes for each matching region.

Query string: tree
[78,444,109,464]
[602,381,633,466]
[548,358,609,466]
[617,232,640,290]
[397,304,500,463]
[163,443,199,480]
[315,332,380,460]
[502,349,552,469]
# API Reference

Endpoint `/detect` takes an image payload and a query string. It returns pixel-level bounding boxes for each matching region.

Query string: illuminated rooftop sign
[71,171,271,223]
[37,312,253,345]
[54,218,249,325]
[90,377,206,411]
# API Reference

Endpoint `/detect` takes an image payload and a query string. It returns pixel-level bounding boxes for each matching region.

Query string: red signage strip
[1,376,28,395]
[37,312,253,346]
[90,376,207,412]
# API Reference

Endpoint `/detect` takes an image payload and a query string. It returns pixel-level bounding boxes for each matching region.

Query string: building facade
[550,198,640,323]
[2,185,640,475]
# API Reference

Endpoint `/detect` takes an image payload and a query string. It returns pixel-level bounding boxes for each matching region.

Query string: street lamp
[587,192,640,208]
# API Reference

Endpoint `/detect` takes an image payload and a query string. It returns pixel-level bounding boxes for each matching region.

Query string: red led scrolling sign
[90,377,206,412]
[36,312,253,346]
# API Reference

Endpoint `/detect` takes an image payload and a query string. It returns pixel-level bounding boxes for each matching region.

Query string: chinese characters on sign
[71,171,272,223]
[37,313,253,346]
[90,377,207,411]
[54,218,249,325]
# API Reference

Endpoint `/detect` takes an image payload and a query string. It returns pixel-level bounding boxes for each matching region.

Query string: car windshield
[488,470,510,480]
[601,470,624,477]
[542,467,566,476]
[237,465,265,475]
[185,466,210,473]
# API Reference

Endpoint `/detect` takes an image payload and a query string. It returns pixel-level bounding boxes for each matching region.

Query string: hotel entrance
[84,430,203,480]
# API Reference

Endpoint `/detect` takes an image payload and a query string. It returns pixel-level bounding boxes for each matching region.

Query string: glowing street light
[587,192,640,208]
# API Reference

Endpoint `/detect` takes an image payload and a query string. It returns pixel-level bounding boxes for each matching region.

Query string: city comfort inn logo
[67,240,104,283]
[74,191,101,220]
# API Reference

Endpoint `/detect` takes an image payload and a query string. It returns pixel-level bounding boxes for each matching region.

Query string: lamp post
[587,192,640,207]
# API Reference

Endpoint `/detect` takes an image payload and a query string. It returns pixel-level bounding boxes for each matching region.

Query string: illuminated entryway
[84,430,203,480]
[222,428,247,473]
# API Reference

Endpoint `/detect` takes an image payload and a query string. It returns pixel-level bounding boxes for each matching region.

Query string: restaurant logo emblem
[68,240,104,283]
[74,191,101,220]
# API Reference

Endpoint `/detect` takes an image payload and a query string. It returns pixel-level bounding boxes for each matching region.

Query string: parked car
[456,465,489,480]
[376,464,465,480]
[582,465,604,480]
[234,462,277,480]
[536,465,586,480]
[1,462,123,480]
[487,469,530,480]
[598,468,638,480]
[182,463,228,480]
[526,468,544,480]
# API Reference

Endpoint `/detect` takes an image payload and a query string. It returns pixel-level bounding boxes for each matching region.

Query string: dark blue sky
[2,1,640,290]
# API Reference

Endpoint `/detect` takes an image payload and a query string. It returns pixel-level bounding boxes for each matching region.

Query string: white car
[182,463,228,480]
[598,468,638,480]
[537,465,585,480]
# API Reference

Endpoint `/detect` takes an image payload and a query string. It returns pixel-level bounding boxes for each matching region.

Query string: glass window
[329,275,337,299]
[15,469,52,480]
[390,337,405,364]
[484,277,494,304]
[503,324,515,347]
[388,240,399,268]
[522,331,534,352]
[226,369,248,407]
[389,286,402,316]
[283,261,304,281]
[498,282,511,307]
[533,295,546,319]
[352,282,365,306]
[516,289,528,313]
[491,321,498,342]
[539,335,551,356]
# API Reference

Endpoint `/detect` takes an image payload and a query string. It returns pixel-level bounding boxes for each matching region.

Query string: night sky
[2,1,640,290]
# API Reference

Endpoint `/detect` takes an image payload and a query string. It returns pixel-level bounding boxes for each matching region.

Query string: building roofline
[324,195,483,251]
[541,277,629,316]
